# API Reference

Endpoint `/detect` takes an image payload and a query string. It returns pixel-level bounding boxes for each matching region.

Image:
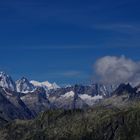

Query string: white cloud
[94,55,140,85]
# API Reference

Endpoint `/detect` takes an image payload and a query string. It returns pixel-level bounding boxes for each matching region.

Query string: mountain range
[0,71,139,123]
[0,72,140,139]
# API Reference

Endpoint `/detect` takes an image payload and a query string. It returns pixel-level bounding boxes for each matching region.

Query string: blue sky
[0,0,140,85]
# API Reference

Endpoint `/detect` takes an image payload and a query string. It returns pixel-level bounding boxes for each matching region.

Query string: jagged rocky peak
[0,71,16,91]
[113,83,136,96]
[90,83,118,97]
[16,77,35,93]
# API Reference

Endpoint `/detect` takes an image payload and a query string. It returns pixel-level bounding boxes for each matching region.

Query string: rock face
[0,87,34,122]
[0,72,16,91]
[48,84,117,108]
[21,87,51,116]
[48,84,117,97]
[113,83,137,96]
[16,77,35,93]
[49,91,89,109]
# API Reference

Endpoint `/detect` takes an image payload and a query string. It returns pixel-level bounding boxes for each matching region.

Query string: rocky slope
[20,87,51,116]
[0,87,34,123]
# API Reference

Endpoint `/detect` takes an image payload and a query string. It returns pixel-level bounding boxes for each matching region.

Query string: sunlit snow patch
[61,91,75,98]
[79,94,103,106]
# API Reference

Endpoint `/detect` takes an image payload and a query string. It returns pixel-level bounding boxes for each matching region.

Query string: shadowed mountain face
[113,83,137,96]
[0,87,34,123]
[20,87,51,116]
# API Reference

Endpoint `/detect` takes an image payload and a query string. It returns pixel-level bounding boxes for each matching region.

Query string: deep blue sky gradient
[0,0,140,85]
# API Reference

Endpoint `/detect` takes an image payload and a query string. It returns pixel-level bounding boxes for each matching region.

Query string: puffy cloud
[94,55,140,85]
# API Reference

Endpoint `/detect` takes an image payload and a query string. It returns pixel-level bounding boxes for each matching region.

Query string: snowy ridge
[61,91,75,98]
[30,80,60,90]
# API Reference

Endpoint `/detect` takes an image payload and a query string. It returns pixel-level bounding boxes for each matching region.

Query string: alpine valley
[0,72,140,140]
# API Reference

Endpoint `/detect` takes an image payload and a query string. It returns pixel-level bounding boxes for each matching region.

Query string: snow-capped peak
[30,80,60,90]
[0,71,16,91]
[61,91,75,98]
[41,81,53,88]
[16,77,35,93]
[29,80,41,87]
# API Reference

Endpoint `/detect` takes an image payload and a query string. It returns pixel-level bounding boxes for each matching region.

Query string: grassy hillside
[1,102,140,140]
